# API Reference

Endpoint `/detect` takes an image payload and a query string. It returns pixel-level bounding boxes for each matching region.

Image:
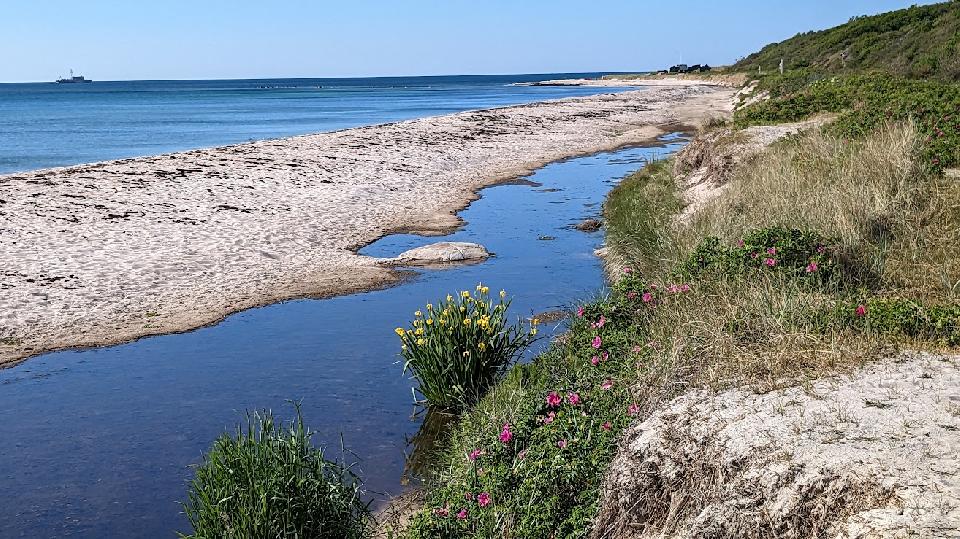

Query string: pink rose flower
[601,379,614,390]
[602,421,612,431]
[767,247,777,255]
[763,258,776,267]
[806,261,818,273]
[568,392,582,405]
[590,355,599,366]
[855,304,867,317]
[456,508,468,520]
[557,439,568,449]
[641,292,653,303]
[546,391,562,408]
[628,403,640,416]
[467,449,483,462]
[435,506,450,517]
[737,239,745,247]
[542,411,556,424]
[477,492,491,507]
[592,335,602,349]
[576,306,585,317]
[596,315,606,328]
[499,423,513,444]
[680,284,691,292]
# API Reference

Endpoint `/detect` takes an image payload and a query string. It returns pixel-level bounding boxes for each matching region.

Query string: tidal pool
[0,134,685,537]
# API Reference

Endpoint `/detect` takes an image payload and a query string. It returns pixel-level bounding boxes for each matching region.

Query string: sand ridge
[0,84,735,366]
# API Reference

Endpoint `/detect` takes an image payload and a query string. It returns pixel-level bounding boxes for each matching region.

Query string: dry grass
[683,121,960,297]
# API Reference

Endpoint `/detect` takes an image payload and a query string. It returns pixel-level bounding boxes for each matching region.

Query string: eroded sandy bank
[0,84,734,366]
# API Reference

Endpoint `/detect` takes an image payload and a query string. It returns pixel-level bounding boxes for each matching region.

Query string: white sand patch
[593,352,960,538]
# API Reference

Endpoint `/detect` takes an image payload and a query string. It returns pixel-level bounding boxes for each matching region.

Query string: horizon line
[0,69,668,85]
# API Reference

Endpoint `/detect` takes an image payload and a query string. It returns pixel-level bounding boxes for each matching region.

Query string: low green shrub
[821,297,960,345]
[396,285,538,411]
[678,227,840,284]
[181,405,369,539]
[736,73,960,170]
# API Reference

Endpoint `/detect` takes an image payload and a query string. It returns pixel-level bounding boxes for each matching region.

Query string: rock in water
[379,242,490,267]
[575,218,602,232]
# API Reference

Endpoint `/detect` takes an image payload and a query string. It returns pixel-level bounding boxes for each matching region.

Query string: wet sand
[0,84,735,366]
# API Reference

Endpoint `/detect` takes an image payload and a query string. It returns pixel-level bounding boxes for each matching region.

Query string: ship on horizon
[56,69,92,84]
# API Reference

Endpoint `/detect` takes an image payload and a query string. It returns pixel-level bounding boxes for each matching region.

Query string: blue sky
[0,0,940,82]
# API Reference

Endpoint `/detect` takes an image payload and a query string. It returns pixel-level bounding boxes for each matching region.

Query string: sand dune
[0,84,734,366]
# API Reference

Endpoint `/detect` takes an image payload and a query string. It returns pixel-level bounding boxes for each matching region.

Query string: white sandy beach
[0,84,734,366]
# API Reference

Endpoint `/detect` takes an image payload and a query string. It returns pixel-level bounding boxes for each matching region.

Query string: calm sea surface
[0,74,675,537]
[0,74,633,174]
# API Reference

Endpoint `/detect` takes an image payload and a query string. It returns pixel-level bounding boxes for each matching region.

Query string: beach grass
[181,404,370,539]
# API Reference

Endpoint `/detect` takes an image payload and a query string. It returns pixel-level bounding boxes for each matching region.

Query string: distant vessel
[56,69,92,84]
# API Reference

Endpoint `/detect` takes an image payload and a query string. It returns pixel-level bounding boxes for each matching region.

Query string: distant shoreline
[0,83,735,367]
[520,73,749,88]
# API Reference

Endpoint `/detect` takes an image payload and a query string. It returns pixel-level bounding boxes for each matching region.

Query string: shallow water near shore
[0,74,632,174]
[0,135,685,537]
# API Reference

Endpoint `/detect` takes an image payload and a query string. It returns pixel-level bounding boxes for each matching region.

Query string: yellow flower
[481,286,489,294]
[426,318,434,325]
[426,303,433,310]
[439,318,447,325]
[395,327,405,336]
[401,344,407,350]
[414,310,422,317]
[416,338,425,346]
[530,328,538,336]
[461,291,471,298]
[478,342,486,351]
[476,283,483,291]
[532,318,540,326]
[500,289,506,299]
[447,295,453,302]
[464,318,472,326]
[415,327,425,336]
[460,306,466,312]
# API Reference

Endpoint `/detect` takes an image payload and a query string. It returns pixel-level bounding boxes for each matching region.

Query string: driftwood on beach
[0,83,734,366]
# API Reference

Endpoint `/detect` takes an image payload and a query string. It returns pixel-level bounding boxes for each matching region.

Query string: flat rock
[575,218,602,231]
[380,242,490,267]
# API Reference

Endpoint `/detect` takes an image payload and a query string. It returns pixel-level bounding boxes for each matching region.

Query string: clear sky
[0,0,941,82]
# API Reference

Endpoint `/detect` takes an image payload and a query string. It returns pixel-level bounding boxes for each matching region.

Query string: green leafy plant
[181,404,369,539]
[396,284,538,411]
[678,227,840,284]
[820,297,960,345]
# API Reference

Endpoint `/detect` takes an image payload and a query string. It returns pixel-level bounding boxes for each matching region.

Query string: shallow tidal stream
[0,135,685,537]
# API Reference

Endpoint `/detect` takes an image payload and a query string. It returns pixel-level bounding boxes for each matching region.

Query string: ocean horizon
[0,73,635,175]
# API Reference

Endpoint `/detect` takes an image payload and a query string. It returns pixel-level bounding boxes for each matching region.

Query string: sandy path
[0,84,734,366]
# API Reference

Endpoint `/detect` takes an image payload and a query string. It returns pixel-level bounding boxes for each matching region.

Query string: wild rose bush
[678,227,840,284]
[817,297,960,345]
[396,284,538,411]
